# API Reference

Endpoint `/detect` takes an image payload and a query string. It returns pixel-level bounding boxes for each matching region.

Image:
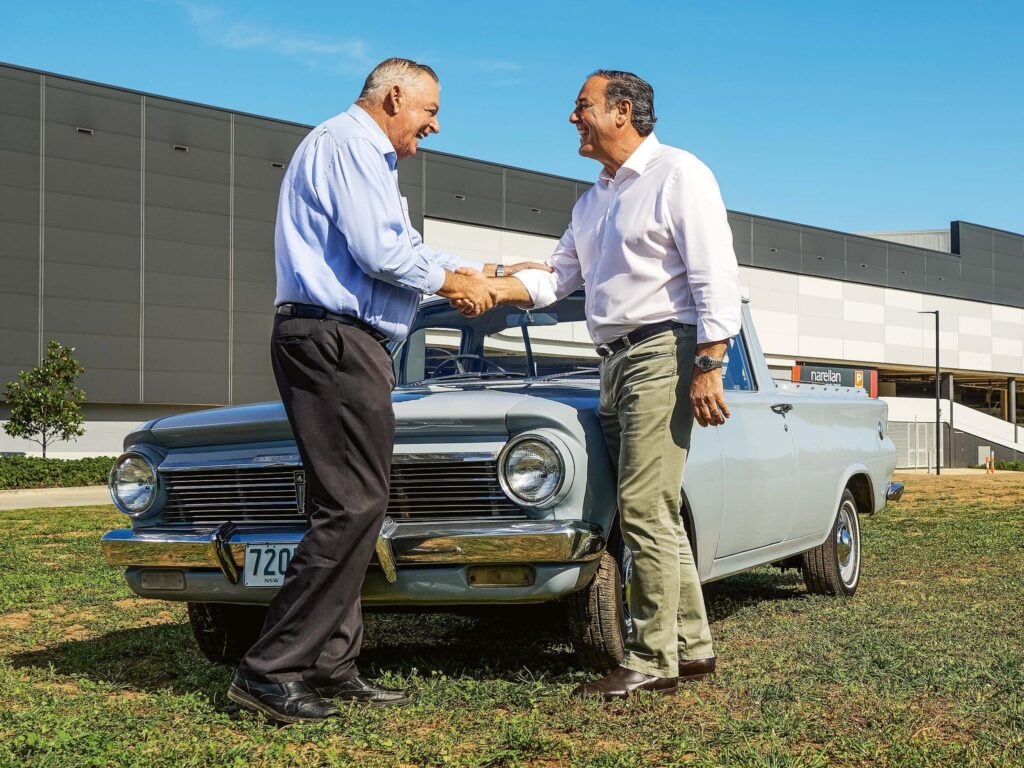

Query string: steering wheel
[432,353,508,377]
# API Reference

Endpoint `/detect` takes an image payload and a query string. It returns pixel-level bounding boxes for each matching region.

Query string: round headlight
[500,437,563,505]
[109,453,157,515]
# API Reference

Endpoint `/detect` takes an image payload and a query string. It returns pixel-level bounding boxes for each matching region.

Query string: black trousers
[237,313,395,684]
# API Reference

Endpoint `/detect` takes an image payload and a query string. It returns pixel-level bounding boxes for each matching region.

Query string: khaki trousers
[598,326,714,678]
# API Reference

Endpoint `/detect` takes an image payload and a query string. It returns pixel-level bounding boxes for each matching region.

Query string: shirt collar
[598,133,661,186]
[346,104,398,170]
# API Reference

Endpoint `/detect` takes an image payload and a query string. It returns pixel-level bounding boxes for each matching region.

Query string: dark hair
[590,69,656,136]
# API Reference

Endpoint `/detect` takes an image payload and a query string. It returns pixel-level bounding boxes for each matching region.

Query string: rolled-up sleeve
[667,161,742,344]
[311,133,446,294]
[512,225,584,309]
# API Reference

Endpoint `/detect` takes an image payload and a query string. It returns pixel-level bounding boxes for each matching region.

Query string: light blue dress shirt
[274,104,480,341]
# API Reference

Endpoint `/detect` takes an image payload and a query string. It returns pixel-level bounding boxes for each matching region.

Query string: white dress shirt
[515,134,741,346]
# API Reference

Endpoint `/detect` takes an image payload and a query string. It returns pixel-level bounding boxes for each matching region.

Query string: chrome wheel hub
[835,501,860,587]
[836,525,852,565]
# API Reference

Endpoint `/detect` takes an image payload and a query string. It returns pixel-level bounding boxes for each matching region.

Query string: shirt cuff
[510,269,558,308]
[696,314,741,346]
[424,263,447,295]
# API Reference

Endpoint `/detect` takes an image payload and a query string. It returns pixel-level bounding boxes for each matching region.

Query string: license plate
[243,544,297,587]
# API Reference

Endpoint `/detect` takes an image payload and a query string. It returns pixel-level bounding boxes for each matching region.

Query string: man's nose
[430,117,441,134]
[569,111,579,124]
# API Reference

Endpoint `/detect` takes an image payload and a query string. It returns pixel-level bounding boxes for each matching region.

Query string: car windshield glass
[394,293,600,386]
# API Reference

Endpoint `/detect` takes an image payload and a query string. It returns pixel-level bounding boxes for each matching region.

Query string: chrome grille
[160,459,524,525]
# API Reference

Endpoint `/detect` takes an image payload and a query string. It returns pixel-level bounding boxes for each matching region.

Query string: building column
[943,373,955,468]
[1010,378,1019,459]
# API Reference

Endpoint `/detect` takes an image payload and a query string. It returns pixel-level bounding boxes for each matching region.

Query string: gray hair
[590,69,656,136]
[358,58,439,103]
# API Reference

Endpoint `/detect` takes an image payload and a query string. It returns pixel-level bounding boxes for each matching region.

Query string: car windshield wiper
[532,368,600,381]
[414,371,529,385]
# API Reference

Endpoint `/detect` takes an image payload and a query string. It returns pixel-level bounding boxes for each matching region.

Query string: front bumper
[102,519,606,579]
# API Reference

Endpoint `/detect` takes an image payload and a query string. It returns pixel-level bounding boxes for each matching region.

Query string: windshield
[393,293,599,386]
[393,292,754,391]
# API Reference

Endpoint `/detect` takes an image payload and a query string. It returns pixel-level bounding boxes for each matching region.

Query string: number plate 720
[243,544,297,587]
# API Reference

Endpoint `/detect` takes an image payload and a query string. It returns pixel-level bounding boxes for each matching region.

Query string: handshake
[440,262,552,317]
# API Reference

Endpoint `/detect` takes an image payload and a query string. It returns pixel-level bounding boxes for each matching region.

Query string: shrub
[0,455,116,490]
[972,460,1024,472]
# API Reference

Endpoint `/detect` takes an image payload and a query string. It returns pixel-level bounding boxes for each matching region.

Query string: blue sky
[2,1,1022,235]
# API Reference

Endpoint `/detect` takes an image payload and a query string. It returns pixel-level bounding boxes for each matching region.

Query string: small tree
[3,340,86,458]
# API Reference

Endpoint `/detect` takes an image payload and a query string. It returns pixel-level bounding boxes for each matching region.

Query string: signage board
[792,364,878,397]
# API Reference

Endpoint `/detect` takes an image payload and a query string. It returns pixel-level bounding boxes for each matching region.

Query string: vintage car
[101,292,902,671]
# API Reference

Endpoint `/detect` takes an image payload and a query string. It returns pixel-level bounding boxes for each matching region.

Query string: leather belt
[276,303,389,345]
[596,320,692,358]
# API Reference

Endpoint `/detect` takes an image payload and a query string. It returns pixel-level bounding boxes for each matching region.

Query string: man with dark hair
[460,70,741,700]
[228,57,548,724]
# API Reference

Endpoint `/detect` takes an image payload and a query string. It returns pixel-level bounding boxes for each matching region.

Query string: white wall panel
[798,275,842,299]
[884,289,923,310]
[959,316,992,336]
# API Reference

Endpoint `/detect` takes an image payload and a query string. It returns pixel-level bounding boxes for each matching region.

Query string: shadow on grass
[9,570,808,700]
[702,568,808,622]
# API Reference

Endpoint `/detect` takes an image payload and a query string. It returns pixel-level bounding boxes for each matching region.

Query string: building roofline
[953,220,1024,240]
[726,209,962,258]
[3,61,1019,242]
[0,60,594,187]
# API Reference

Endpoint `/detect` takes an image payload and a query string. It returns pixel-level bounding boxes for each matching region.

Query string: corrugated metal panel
[861,230,951,253]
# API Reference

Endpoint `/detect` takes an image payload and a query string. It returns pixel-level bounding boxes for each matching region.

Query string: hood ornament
[294,471,306,515]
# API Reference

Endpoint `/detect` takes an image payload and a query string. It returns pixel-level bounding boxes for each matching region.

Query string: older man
[229,58,546,724]
[471,70,741,700]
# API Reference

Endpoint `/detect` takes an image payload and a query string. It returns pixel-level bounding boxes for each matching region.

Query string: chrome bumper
[101,519,606,584]
[886,482,905,502]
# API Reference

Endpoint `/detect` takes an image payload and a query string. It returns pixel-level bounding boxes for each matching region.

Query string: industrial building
[2,62,1022,466]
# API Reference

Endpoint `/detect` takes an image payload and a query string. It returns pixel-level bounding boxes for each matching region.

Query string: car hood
[124,382,600,450]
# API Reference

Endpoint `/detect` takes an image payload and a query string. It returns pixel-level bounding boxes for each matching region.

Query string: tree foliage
[3,340,87,458]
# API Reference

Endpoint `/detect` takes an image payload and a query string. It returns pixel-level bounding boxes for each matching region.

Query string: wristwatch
[494,264,507,277]
[694,354,725,372]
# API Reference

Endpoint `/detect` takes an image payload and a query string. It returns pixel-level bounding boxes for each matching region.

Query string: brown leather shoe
[572,665,678,701]
[678,656,716,682]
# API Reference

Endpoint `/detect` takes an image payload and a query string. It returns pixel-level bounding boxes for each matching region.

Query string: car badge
[294,471,306,515]
[254,453,301,464]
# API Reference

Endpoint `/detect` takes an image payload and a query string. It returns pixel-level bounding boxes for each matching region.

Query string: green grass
[1,474,1022,767]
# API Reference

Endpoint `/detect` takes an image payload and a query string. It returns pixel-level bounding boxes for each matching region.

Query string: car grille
[160,459,525,525]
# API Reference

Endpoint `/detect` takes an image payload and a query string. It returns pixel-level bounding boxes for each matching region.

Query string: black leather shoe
[314,675,411,706]
[228,675,341,724]
[572,665,677,701]
[678,656,716,682]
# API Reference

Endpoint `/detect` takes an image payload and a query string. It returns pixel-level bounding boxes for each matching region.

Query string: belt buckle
[597,343,612,358]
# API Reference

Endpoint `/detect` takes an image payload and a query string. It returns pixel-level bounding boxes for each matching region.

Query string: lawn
[0,473,1021,767]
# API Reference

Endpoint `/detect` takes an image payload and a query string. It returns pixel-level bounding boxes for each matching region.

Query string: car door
[713,334,800,558]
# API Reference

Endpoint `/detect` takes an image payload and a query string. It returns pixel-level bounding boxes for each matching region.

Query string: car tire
[187,602,267,665]
[566,551,627,673]
[802,488,861,597]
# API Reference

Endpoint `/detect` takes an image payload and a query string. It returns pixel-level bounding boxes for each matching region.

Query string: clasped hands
[443,262,552,317]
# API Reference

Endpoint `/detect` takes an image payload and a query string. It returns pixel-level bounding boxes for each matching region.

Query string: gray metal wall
[2,63,1023,408]
[1,65,310,406]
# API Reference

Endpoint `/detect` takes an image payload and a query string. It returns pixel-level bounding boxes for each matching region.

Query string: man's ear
[383,85,402,116]
[616,99,632,128]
